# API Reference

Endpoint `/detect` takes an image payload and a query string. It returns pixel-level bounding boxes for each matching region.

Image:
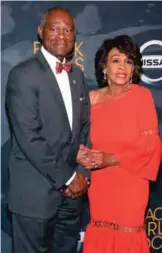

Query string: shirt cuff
[65,172,76,185]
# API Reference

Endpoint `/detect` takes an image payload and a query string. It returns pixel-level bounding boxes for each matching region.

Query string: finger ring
[93,163,98,168]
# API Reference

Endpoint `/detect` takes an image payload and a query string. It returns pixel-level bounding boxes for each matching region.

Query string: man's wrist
[65,172,76,185]
[85,177,91,187]
[58,172,76,193]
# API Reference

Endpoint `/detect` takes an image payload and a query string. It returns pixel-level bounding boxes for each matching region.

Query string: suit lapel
[35,51,71,131]
[68,70,80,139]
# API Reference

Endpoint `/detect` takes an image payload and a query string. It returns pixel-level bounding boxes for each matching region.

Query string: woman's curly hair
[95,35,143,87]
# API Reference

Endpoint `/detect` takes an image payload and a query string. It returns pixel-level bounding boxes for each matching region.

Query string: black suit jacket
[5,51,91,219]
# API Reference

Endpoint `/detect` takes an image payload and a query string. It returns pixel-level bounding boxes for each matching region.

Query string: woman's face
[105,47,134,87]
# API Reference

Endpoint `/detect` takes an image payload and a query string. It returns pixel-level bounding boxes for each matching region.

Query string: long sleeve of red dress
[116,87,161,181]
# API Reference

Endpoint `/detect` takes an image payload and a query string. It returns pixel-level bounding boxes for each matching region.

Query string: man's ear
[38,25,43,40]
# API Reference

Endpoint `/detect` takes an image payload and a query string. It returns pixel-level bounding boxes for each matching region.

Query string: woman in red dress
[77,35,161,253]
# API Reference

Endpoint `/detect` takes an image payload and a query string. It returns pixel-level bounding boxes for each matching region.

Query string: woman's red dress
[83,85,161,253]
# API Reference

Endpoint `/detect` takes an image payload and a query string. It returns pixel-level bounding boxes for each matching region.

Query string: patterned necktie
[56,62,72,73]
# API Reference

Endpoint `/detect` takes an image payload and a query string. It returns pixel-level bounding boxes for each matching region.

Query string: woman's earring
[129,77,132,84]
[103,70,107,80]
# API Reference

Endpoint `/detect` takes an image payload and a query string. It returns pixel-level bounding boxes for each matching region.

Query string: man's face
[38,10,75,61]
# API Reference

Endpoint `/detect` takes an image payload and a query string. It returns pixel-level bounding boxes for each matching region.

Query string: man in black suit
[5,7,91,253]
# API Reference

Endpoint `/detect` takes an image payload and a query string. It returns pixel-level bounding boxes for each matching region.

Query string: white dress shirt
[41,46,76,185]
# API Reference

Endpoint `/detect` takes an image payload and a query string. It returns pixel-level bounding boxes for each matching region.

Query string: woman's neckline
[91,84,137,107]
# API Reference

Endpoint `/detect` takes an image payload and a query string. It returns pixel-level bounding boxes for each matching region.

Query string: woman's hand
[76,145,94,169]
[90,150,120,169]
[77,145,120,169]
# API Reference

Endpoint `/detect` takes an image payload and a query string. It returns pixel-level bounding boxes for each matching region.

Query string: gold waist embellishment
[91,220,144,233]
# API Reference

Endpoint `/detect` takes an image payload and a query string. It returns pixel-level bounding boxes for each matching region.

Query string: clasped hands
[76,144,119,170]
[64,145,119,199]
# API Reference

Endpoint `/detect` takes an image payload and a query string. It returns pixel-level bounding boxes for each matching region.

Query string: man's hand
[64,172,89,198]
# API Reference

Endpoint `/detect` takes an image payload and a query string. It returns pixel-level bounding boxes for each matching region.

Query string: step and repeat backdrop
[1,1,162,253]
